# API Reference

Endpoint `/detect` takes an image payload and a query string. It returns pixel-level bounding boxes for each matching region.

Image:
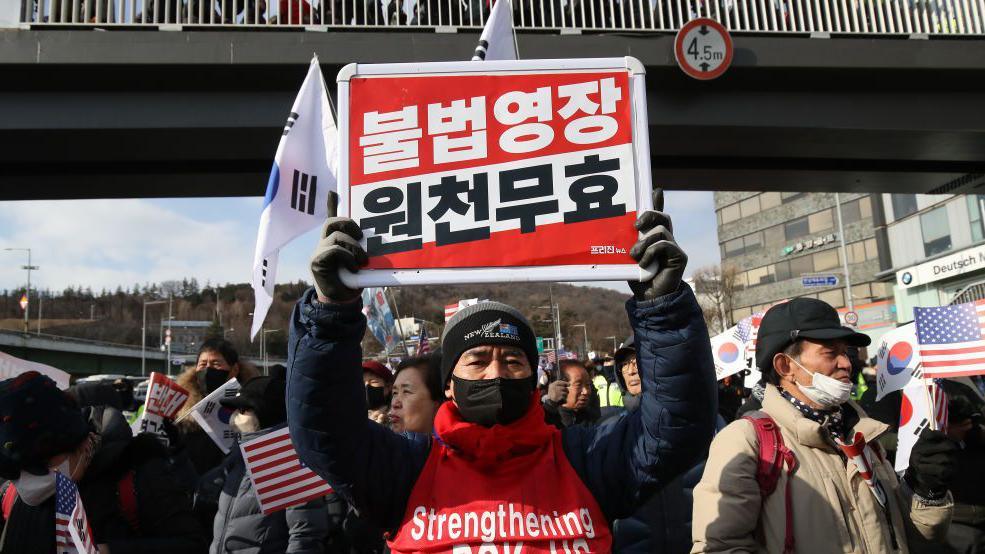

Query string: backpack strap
[1,482,15,522]
[742,411,798,554]
[118,470,140,535]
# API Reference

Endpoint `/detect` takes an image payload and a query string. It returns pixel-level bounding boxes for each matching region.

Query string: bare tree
[692,264,739,335]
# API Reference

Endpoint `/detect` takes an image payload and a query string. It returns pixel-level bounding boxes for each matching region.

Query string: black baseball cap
[220,376,286,429]
[756,298,871,374]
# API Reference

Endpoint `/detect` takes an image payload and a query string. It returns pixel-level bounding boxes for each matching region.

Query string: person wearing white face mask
[693,297,957,554]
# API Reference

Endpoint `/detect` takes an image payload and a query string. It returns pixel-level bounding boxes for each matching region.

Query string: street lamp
[571,323,589,359]
[142,299,167,376]
[4,248,38,334]
[261,329,280,373]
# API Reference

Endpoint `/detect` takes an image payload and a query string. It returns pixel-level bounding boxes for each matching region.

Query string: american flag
[417,326,430,355]
[546,350,556,363]
[55,472,97,554]
[734,313,763,352]
[240,427,333,515]
[914,300,985,378]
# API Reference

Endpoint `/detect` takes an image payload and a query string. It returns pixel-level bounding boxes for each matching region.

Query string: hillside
[0,280,634,360]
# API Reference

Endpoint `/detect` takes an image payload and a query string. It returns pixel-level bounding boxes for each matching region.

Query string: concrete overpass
[1,5,985,199]
[0,330,282,378]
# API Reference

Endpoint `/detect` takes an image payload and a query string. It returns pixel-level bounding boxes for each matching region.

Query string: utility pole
[834,192,855,314]
[37,292,42,335]
[166,294,173,375]
[572,323,589,359]
[5,248,38,334]
[142,299,166,376]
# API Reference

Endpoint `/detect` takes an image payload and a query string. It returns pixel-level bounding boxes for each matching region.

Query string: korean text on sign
[345,66,644,273]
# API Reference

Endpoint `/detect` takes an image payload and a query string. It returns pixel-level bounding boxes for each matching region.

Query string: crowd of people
[0,189,983,553]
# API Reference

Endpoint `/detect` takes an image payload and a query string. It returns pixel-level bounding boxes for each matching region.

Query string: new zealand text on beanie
[0,371,89,479]
[440,301,539,385]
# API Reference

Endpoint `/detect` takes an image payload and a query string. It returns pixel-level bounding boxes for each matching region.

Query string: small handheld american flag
[240,427,334,515]
[418,326,430,355]
[55,472,97,554]
[915,300,985,378]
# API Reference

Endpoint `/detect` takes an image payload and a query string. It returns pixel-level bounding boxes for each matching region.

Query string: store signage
[896,243,985,289]
[783,233,837,256]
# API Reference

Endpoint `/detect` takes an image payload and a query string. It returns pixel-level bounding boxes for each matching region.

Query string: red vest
[388,395,612,554]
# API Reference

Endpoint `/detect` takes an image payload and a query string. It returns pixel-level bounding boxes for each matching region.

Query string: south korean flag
[251,55,338,339]
[471,0,518,61]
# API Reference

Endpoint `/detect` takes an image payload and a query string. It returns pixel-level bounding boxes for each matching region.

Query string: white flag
[251,55,338,339]
[0,351,70,389]
[471,0,517,61]
[189,379,242,454]
[875,324,920,401]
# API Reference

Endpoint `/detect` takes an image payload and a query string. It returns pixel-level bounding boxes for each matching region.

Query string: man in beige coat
[693,298,957,553]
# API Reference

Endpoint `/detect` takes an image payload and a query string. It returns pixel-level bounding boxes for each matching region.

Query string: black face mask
[197,368,230,395]
[452,375,533,426]
[365,384,388,410]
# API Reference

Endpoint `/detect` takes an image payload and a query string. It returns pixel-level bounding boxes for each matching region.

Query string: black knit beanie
[440,301,539,386]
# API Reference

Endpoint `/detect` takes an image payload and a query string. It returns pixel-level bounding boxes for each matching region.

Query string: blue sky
[0,191,719,294]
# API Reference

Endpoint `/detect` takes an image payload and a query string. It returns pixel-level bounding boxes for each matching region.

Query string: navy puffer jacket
[286,283,717,534]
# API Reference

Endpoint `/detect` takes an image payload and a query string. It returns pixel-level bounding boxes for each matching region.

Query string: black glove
[310,191,369,303]
[905,428,958,498]
[628,188,688,301]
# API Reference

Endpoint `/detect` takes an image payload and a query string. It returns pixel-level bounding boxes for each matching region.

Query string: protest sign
[0,351,70,389]
[362,287,401,353]
[131,372,188,442]
[874,324,921,401]
[189,378,242,454]
[335,57,654,287]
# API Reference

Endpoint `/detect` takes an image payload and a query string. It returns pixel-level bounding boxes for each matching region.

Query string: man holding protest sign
[286,184,717,551]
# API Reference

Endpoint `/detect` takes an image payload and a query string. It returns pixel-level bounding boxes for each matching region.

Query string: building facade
[714,191,896,344]
[881,193,985,322]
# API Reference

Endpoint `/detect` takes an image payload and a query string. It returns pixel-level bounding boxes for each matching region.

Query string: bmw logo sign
[901,272,913,285]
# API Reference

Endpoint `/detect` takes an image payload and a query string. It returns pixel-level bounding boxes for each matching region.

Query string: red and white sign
[241,427,334,515]
[337,58,654,287]
[132,372,189,439]
[674,18,733,81]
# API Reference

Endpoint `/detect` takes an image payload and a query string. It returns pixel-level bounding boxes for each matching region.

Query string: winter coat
[209,425,330,554]
[286,283,718,534]
[0,405,206,554]
[691,384,953,554]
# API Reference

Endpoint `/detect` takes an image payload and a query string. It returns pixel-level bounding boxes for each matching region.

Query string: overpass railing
[19,0,985,34]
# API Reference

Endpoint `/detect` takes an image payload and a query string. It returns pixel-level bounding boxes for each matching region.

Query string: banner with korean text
[335,58,653,287]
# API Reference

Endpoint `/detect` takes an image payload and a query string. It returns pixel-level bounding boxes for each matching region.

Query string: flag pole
[386,287,409,355]
[509,0,520,59]
[923,377,938,431]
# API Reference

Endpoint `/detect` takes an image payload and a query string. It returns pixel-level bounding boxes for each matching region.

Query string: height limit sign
[674,18,733,80]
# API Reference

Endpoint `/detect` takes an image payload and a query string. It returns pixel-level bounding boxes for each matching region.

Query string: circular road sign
[844,311,859,326]
[674,18,734,81]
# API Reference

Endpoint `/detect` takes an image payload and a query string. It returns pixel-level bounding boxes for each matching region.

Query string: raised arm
[563,284,717,520]
[287,192,429,531]
[287,290,430,532]
[562,189,717,520]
